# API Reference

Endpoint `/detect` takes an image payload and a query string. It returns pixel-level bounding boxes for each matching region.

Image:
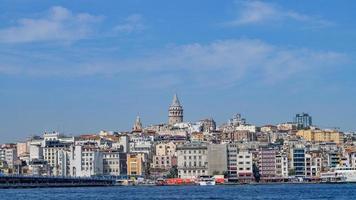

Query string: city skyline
[0,93,347,143]
[1,0,356,142]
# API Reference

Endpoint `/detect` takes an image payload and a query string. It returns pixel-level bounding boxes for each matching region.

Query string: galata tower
[168,94,183,125]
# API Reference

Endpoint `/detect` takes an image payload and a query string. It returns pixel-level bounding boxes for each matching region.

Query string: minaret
[168,94,183,125]
[132,115,143,132]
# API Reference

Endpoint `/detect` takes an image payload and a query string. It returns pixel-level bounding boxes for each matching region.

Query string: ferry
[320,166,356,183]
[198,176,216,186]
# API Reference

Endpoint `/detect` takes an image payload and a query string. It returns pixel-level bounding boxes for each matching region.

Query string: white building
[177,143,208,179]
[29,139,43,161]
[129,135,154,156]
[57,150,71,176]
[102,151,126,176]
[43,140,72,176]
[276,153,289,178]
[70,145,103,177]
[235,125,256,133]
[4,147,17,168]
[236,149,253,180]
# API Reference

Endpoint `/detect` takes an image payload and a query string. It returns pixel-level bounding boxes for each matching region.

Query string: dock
[0,175,115,189]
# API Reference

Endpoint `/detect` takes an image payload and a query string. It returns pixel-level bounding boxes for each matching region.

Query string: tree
[252,163,261,183]
[223,171,229,178]
[288,168,296,176]
[166,166,178,178]
[212,170,221,175]
[275,138,284,145]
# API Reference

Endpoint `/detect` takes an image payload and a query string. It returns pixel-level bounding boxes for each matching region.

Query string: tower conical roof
[171,93,181,107]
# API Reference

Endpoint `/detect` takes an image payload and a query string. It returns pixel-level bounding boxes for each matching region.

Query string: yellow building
[127,153,144,176]
[296,129,344,144]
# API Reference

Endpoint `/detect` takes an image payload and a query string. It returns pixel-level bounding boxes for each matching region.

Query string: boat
[320,166,356,183]
[198,176,216,186]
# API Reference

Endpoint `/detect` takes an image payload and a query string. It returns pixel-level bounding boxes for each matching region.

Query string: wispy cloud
[0,6,102,43]
[114,14,145,33]
[0,39,348,89]
[225,0,332,27]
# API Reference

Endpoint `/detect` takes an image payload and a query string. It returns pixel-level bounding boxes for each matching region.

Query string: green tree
[253,163,261,182]
[166,166,178,178]
[212,170,221,175]
[289,168,296,176]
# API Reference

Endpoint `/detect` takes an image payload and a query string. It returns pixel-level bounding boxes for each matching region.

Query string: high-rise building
[294,113,312,129]
[168,94,183,125]
[292,148,306,177]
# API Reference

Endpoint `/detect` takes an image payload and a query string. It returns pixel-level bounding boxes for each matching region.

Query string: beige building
[16,142,29,157]
[155,142,176,156]
[296,130,344,144]
[152,142,176,170]
[127,153,145,176]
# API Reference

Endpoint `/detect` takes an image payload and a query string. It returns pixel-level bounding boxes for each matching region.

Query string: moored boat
[198,176,216,186]
[320,166,356,183]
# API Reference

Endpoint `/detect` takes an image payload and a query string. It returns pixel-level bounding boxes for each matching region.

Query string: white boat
[321,166,356,183]
[198,176,216,186]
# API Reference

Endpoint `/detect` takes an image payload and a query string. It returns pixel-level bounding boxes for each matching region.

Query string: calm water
[0,184,355,200]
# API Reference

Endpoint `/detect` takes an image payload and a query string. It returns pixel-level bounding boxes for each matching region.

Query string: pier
[0,175,115,189]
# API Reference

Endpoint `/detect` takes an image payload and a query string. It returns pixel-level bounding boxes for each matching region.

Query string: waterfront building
[236,148,253,181]
[57,150,71,176]
[177,143,208,178]
[127,153,145,176]
[227,143,238,180]
[305,151,322,178]
[0,144,18,169]
[28,159,51,176]
[102,151,127,176]
[259,148,277,178]
[43,138,72,176]
[327,150,341,168]
[70,145,103,177]
[168,94,183,125]
[292,147,306,177]
[152,142,177,171]
[207,143,227,175]
[275,153,288,178]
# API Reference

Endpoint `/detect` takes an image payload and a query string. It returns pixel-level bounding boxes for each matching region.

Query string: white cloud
[226,1,332,27]
[114,14,145,33]
[0,6,102,43]
[0,39,346,89]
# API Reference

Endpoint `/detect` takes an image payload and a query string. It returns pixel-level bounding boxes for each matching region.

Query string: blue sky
[0,0,355,142]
